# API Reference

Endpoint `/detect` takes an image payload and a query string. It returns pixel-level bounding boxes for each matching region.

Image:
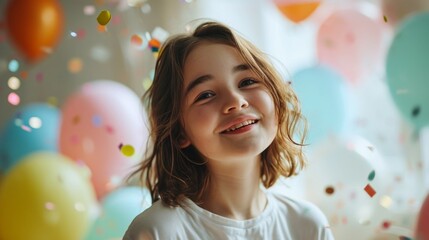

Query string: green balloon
[386,13,429,129]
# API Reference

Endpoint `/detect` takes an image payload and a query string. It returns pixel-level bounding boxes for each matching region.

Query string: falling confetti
[368,170,375,181]
[8,59,19,72]
[84,5,96,15]
[8,92,20,105]
[131,34,143,46]
[325,186,335,195]
[7,76,20,90]
[97,10,111,26]
[381,221,391,229]
[411,105,420,117]
[68,58,83,73]
[383,15,388,23]
[29,117,42,129]
[120,144,135,157]
[364,183,376,197]
[379,195,393,209]
[92,115,102,127]
[45,202,55,211]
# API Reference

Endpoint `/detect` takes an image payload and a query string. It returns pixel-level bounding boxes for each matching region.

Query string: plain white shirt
[123,191,335,240]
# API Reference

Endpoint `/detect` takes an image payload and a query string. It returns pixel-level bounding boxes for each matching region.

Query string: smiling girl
[123,21,334,240]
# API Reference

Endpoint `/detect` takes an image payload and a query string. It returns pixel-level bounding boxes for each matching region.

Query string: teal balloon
[0,103,60,173]
[386,13,429,129]
[292,65,349,144]
[84,186,151,240]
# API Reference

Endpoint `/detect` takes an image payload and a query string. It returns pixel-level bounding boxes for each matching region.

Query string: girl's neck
[198,158,267,220]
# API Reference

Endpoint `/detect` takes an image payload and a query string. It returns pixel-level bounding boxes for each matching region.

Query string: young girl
[123,21,334,240]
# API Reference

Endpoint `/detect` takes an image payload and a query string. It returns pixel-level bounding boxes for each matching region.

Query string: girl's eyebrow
[184,63,250,97]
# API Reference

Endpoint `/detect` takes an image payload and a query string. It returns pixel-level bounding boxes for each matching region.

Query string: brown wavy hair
[130,21,307,207]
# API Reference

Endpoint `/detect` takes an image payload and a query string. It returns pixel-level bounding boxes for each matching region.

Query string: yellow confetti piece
[383,15,388,23]
[47,96,58,107]
[97,10,111,26]
[120,144,135,157]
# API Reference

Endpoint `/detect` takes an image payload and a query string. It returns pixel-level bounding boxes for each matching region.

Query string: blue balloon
[386,13,429,130]
[84,186,151,240]
[0,103,60,173]
[292,65,350,145]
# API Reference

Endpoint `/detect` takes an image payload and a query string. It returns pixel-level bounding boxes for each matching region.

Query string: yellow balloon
[0,152,97,240]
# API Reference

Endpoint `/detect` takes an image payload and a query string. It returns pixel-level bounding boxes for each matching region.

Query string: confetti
[7,76,20,90]
[84,5,96,15]
[368,170,375,181]
[68,58,83,73]
[325,186,335,195]
[36,72,44,82]
[131,34,143,46]
[364,183,376,197]
[148,38,161,49]
[92,115,102,127]
[72,115,80,125]
[8,92,20,105]
[8,59,19,72]
[97,10,111,26]
[29,117,42,129]
[411,105,420,117]
[45,202,55,211]
[383,15,388,23]
[379,195,393,209]
[381,221,391,229]
[47,96,58,107]
[120,144,135,157]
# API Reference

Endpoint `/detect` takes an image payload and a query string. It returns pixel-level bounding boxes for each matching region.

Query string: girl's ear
[179,137,191,148]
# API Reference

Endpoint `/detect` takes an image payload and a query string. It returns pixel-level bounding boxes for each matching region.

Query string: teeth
[225,120,256,132]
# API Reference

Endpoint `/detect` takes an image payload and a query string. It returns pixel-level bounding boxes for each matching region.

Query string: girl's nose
[222,91,249,113]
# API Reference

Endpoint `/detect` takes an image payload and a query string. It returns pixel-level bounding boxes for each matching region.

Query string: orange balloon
[5,0,64,62]
[275,1,321,23]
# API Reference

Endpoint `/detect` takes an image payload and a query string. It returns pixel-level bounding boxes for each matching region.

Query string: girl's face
[180,42,278,166]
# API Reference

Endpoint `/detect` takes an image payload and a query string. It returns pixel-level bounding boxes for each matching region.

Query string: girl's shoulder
[269,191,332,229]
[123,200,186,240]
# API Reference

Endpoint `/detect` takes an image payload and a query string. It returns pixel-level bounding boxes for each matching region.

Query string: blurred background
[0,0,429,239]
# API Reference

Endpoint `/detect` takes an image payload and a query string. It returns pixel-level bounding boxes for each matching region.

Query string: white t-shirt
[123,191,335,240]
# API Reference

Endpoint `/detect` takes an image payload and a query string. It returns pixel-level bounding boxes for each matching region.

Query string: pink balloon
[417,194,429,240]
[316,9,384,84]
[59,80,148,199]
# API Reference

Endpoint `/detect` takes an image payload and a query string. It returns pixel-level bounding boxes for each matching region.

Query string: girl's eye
[240,78,258,87]
[196,91,215,101]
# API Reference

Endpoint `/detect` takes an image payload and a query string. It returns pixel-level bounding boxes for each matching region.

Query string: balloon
[303,135,388,239]
[84,186,152,240]
[272,0,321,23]
[5,0,64,62]
[316,9,384,84]
[381,0,429,26]
[291,65,350,144]
[386,13,429,130]
[0,103,60,174]
[59,80,148,199]
[416,194,429,240]
[0,152,97,240]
